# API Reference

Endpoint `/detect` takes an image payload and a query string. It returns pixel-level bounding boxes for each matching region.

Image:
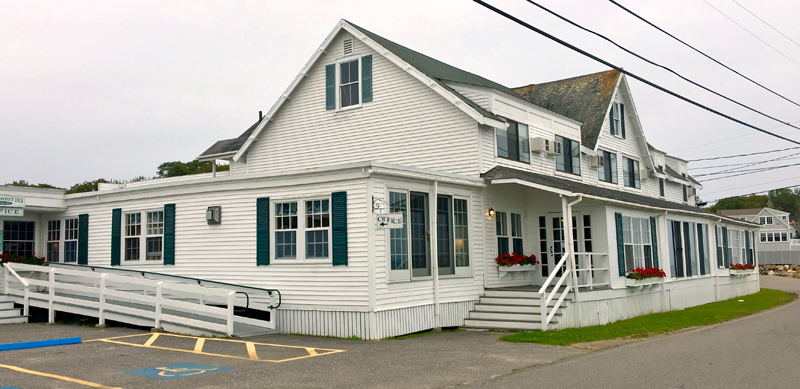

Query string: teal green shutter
[111,209,121,266]
[163,204,175,265]
[361,55,372,102]
[332,191,348,266]
[615,213,625,276]
[609,105,615,135]
[325,64,335,110]
[722,226,729,268]
[620,103,626,139]
[650,217,659,268]
[745,230,752,264]
[78,214,89,265]
[256,197,270,266]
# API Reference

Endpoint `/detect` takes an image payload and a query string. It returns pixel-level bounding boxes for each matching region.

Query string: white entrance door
[545,212,594,287]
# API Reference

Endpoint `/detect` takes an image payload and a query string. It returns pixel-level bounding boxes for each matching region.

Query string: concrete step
[483,290,541,299]
[0,315,29,324]
[479,296,568,307]
[473,304,563,315]
[469,311,548,322]
[0,308,22,318]
[463,318,554,331]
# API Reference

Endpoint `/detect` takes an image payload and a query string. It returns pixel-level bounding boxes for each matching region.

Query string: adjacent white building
[1,20,760,339]
[718,208,800,264]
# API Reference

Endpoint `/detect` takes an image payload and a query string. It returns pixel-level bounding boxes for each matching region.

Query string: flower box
[498,263,537,272]
[729,269,757,276]
[625,278,663,287]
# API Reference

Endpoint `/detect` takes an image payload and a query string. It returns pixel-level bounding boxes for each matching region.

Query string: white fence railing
[2,263,273,336]
[538,252,572,331]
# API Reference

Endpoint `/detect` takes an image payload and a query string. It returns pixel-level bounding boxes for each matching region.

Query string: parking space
[0,323,584,388]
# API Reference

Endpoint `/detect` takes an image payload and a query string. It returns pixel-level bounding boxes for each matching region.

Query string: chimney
[259,111,263,121]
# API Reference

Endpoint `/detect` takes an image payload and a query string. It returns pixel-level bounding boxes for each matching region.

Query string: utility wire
[693,150,800,174]
[674,120,800,155]
[701,0,800,68]
[695,160,800,177]
[730,0,800,49]
[521,0,800,132]
[704,175,800,196]
[692,154,800,170]
[699,162,800,181]
[709,183,800,203]
[689,146,800,161]
[471,0,800,147]
[608,0,800,107]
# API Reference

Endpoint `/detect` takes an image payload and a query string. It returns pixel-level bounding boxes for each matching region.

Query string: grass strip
[500,288,796,346]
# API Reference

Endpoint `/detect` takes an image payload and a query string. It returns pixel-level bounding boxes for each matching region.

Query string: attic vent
[343,38,353,55]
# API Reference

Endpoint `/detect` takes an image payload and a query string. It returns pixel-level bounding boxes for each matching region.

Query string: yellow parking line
[246,342,258,360]
[0,363,122,389]
[84,333,151,342]
[142,333,160,347]
[305,347,318,356]
[194,338,206,353]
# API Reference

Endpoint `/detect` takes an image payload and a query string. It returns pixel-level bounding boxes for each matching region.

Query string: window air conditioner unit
[206,206,221,225]
[589,154,604,168]
[648,169,656,179]
[530,137,560,156]
[639,167,650,181]
[553,139,563,156]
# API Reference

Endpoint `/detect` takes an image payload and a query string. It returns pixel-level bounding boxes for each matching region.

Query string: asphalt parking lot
[0,323,584,388]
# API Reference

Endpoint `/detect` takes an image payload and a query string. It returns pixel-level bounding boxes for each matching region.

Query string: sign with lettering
[0,207,24,217]
[0,195,25,208]
[375,213,404,230]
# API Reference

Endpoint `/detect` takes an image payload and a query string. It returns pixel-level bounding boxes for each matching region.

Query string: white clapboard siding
[244,31,480,179]
[62,176,371,312]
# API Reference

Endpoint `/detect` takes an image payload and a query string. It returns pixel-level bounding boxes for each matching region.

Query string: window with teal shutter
[615,212,625,276]
[620,103,626,139]
[361,55,372,102]
[78,214,89,265]
[722,226,729,268]
[325,64,335,110]
[650,217,659,268]
[111,209,121,266]
[256,197,270,266]
[332,191,348,266]
[163,204,175,265]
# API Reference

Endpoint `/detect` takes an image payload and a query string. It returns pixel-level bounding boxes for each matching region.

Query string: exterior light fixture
[488,208,495,216]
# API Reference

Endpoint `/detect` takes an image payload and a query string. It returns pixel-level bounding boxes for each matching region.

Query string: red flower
[495,252,539,267]
[730,263,755,270]
[626,267,666,280]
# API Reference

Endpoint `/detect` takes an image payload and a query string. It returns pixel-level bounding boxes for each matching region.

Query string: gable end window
[609,101,626,139]
[339,60,360,108]
[597,150,617,183]
[496,119,530,163]
[622,157,640,188]
[326,54,372,110]
[555,135,581,175]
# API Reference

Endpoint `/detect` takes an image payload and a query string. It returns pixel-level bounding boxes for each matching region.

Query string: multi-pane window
[759,216,773,225]
[124,213,141,261]
[697,224,711,275]
[453,199,469,268]
[496,212,509,256]
[496,119,530,163]
[555,135,581,175]
[389,192,409,274]
[622,157,640,188]
[339,59,359,108]
[682,185,688,202]
[781,232,788,241]
[305,200,330,259]
[610,101,623,137]
[716,226,725,268]
[2,221,35,257]
[510,213,523,255]
[539,216,549,277]
[728,228,743,265]
[146,211,163,261]
[597,150,617,183]
[47,220,60,262]
[767,216,773,224]
[622,217,653,272]
[64,219,79,263]
[274,202,298,259]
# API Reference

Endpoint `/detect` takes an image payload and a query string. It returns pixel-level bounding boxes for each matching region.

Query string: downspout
[431,181,440,326]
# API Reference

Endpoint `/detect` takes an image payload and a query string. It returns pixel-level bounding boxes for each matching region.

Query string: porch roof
[481,166,756,227]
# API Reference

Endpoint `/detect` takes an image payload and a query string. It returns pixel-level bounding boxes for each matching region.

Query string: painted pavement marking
[0,363,121,389]
[87,333,346,363]
[123,362,234,381]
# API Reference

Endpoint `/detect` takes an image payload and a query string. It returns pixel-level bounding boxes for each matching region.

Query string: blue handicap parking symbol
[123,362,234,380]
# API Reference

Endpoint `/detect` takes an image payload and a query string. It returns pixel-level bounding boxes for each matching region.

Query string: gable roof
[717,208,764,217]
[512,69,621,150]
[482,165,754,226]
[197,120,260,160]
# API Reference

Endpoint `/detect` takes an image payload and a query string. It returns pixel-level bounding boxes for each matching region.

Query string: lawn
[500,288,797,346]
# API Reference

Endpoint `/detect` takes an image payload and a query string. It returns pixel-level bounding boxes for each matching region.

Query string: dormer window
[622,157,640,188]
[496,119,530,163]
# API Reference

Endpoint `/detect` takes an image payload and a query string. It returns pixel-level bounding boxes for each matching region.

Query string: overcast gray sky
[3,0,800,203]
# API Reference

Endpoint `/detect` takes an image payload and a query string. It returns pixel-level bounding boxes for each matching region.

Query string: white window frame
[46,218,79,263]
[622,156,641,189]
[610,101,622,138]
[386,188,472,282]
[47,220,61,263]
[668,220,711,278]
[270,196,332,263]
[336,55,362,111]
[495,118,531,164]
[766,216,773,225]
[622,216,653,273]
[760,216,766,225]
[781,232,788,242]
[728,228,744,265]
[121,210,164,264]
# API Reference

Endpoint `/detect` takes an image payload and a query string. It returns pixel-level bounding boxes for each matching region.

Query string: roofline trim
[232,20,506,162]
[196,151,236,161]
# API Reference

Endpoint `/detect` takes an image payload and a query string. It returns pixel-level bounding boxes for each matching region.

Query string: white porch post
[562,196,578,302]
[48,268,56,323]
[98,274,107,326]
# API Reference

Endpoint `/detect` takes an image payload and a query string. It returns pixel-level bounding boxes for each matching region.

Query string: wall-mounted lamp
[488,208,495,216]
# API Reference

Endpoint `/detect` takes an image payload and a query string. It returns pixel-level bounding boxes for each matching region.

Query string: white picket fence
[2,263,277,337]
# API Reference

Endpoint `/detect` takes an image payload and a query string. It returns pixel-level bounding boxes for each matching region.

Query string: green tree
[6,180,64,190]
[157,160,229,178]
[66,179,121,194]
[707,194,767,213]
[768,189,800,217]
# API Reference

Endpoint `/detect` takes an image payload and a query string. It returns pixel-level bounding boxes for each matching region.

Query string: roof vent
[343,38,353,56]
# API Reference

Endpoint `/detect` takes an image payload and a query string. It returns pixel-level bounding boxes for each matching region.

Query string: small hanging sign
[374,213,403,230]
[0,207,24,217]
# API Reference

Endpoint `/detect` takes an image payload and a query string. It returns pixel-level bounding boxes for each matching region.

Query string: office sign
[0,207,24,217]
[0,195,25,207]
[375,213,403,230]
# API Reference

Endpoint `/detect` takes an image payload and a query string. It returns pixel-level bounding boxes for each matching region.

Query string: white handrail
[3,264,30,287]
[538,253,570,295]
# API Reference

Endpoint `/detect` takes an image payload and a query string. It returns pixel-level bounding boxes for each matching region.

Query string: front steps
[463,288,569,331]
[0,295,29,324]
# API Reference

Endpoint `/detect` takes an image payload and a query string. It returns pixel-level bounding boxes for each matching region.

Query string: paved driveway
[470,276,800,389]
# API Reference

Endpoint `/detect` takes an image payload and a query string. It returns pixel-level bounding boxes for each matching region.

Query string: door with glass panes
[542,213,595,287]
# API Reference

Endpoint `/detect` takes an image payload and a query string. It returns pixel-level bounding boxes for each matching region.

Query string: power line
[689,146,800,161]
[701,0,800,68]
[709,183,800,204]
[698,162,800,181]
[730,0,800,49]
[607,0,800,107]
[471,0,800,147]
[692,154,800,170]
[674,120,800,155]
[520,0,800,132]
[695,161,800,177]
[703,175,800,196]
[692,149,800,174]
